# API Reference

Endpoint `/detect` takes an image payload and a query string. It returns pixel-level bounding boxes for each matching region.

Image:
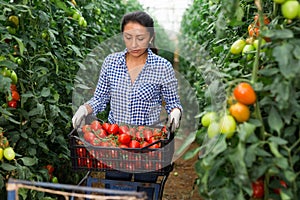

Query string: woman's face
[123,22,152,58]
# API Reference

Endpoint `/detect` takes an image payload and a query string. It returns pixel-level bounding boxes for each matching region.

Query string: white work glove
[72,105,88,129]
[167,108,181,133]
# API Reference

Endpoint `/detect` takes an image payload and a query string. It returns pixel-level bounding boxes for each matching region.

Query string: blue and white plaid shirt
[87,48,182,126]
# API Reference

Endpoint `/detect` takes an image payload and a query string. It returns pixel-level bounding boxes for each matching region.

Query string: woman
[72,11,182,199]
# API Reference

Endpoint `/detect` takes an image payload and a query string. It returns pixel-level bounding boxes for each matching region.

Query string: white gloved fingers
[167,108,181,132]
[72,105,88,128]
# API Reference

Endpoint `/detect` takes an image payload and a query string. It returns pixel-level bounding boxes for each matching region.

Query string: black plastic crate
[68,127,174,175]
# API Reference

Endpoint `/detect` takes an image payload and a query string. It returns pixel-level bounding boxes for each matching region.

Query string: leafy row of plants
[0,0,176,198]
[179,0,300,199]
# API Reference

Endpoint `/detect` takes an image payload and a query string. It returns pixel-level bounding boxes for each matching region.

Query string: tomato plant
[0,0,157,197]
[181,0,300,199]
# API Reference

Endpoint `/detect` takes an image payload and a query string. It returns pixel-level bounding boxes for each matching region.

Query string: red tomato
[149,143,160,149]
[94,128,107,138]
[101,122,110,131]
[129,127,137,136]
[8,100,17,108]
[148,137,161,148]
[90,120,102,131]
[140,141,150,148]
[233,82,257,105]
[11,90,20,101]
[152,128,162,138]
[129,140,140,148]
[143,129,153,142]
[101,141,111,147]
[107,124,119,135]
[83,131,96,143]
[137,125,145,131]
[45,164,54,174]
[91,138,101,146]
[119,144,129,148]
[119,125,129,135]
[82,124,91,133]
[161,126,168,135]
[274,180,288,194]
[118,133,131,145]
[135,131,143,141]
[252,180,264,198]
[10,84,17,91]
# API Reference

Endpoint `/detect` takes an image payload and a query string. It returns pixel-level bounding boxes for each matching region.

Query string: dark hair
[121,11,158,54]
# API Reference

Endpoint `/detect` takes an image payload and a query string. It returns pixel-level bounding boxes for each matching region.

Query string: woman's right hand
[72,105,88,128]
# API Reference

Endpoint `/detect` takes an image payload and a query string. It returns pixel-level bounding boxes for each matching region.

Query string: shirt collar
[118,48,156,67]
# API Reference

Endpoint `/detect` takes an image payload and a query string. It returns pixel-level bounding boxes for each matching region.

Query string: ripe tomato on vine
[233,82,257,105]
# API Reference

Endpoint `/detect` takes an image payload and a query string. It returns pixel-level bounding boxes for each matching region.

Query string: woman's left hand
[167,108,181,133]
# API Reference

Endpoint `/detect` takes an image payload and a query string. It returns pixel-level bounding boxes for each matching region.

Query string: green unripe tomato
[273,0,286,4]
[207,121,220,139]
[253,38,267,50]
[94,8,101,15]
[52,176,58,183]
[219,115,236,138]
[6,26,16,35]
[4,147,15,161]
[72,11,81,20]
[0,56,6,61]
[230,39,246,55]
[10,70,18,84]
[16,58,23,65]
[42,32,48,40]
[242,44,255,60]
[0,67,11,77]
[78,17,87,27]
[8,15,19,27]
[0,148,3,160]
[281,1,299,19]
[201,112,218,127]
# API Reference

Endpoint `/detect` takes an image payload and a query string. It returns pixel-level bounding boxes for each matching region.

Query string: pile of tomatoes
[72,121,171,171]
[201,82,256,139]
[80,120,168,149]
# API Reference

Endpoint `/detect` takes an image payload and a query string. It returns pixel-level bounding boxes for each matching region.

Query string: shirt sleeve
[86,57,111,115]
[161,62,182,114]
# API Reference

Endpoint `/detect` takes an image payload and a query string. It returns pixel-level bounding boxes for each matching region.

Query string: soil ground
[162,142,201,200]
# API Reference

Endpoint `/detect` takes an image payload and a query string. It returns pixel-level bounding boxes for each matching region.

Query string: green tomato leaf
[264,29,294,40]
[0,163,17,171]
[20,157,37,166]
[274,157,289,169]
[41,87,51,97]
[12,36,26,56]
[284,170,296,182]
[268,136,288,145]
[245,143,258,167]
[267,107,283,134]
[273,43,295,79]
[238,122,256,142]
